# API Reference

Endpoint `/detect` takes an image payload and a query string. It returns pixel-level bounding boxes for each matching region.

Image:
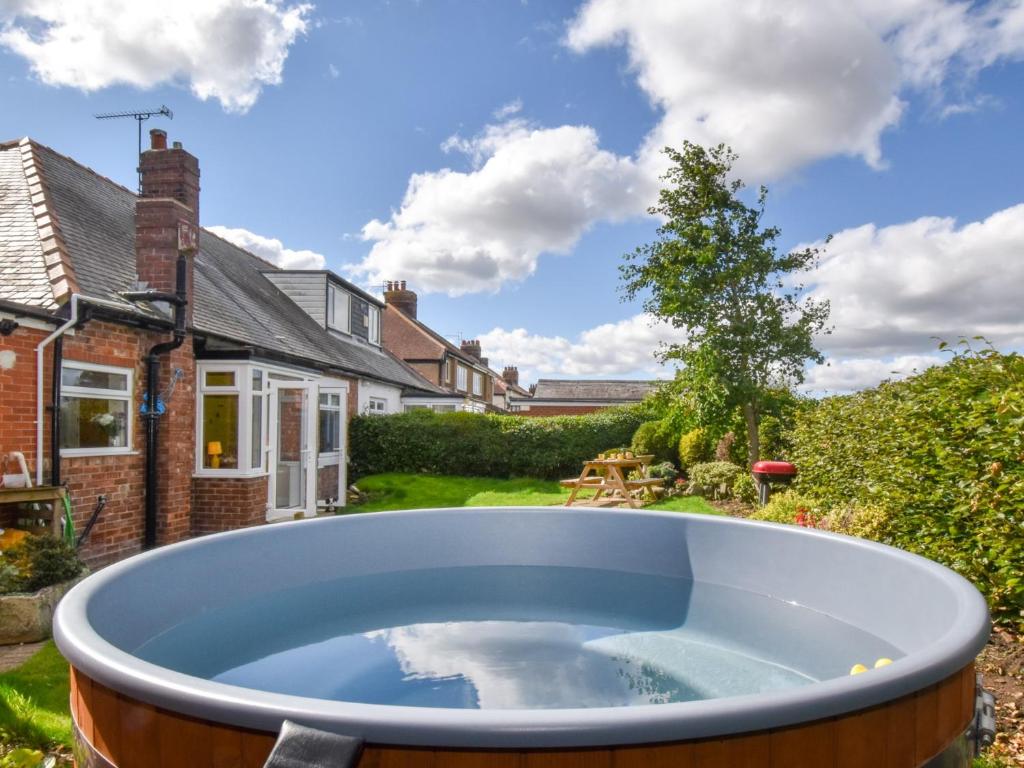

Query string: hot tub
[54,507,989,767]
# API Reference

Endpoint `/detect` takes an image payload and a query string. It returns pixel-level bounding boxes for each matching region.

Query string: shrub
[0,536,83,594]
[631,419,681,464]
[349,406,647,481]
[823,504,893,540]
[749,490,823,525]
[647,461,678,483]
[787,346,1024,629]
[688,461,741,499]
[678,427,712,471]
[731,472,758,504]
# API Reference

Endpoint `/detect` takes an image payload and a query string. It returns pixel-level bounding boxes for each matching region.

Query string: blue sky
[2,0,1023,391]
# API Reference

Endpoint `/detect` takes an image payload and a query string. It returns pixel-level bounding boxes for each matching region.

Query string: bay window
[59,361,132,454]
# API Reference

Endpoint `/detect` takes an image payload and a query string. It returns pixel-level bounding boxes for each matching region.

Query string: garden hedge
[787,347,1024,629]
[350,406,646,481]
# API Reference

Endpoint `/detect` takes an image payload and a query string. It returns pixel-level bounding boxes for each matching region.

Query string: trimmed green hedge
[788,347,1024,629]
[350,407,646,481]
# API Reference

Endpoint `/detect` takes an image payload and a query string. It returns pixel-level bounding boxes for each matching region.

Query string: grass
[0,642,71,751]
[347,473,720,515]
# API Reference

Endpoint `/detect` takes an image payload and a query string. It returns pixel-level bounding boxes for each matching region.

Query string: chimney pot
[383,279,417,319]
[150,129,167,150]
[502,365,520,386]
[172,141,182,149]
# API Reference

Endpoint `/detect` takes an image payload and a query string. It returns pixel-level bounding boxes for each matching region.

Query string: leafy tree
[621,142,830,465]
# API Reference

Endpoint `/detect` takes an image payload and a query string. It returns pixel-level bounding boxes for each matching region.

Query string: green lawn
[0,641,71,750]
[347,472,720,515]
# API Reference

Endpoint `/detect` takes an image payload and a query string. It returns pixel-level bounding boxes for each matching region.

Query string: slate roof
[524,379,659,402]
[0,138,440,393]
[0,144,54,309]
[387,305,487,369]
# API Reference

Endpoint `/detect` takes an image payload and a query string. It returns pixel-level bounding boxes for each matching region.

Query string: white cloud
[477,313,686,383]
[802,354,944,394]
[0,0,311,112]
[803,203,1024,358]
[566,0,1024,180]
[354,1,1024,298]
[493,98,523,119]
[354,119,650,295]
[206,225,326,269]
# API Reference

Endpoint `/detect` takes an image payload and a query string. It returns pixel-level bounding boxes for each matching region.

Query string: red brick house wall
[192,476,268,535]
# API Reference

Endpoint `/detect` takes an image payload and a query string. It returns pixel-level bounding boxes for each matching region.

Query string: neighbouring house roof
[386,305,488,370]
[0,138,442,395]
[517,379,659,403]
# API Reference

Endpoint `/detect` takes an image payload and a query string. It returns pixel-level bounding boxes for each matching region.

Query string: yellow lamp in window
[207,441,223,469]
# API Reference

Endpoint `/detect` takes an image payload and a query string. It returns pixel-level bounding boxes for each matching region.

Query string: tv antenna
[94,105,173,191]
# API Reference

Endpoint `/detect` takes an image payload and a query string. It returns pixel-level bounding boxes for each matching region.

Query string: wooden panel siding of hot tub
[69,663,975,768]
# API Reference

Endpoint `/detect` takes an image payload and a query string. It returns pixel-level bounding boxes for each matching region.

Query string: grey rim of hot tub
[54,507,991,750]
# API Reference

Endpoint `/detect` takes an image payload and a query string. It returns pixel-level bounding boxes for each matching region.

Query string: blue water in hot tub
[135,566,901,709]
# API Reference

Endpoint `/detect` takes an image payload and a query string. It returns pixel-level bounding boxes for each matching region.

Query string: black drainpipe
[126,254,188,549]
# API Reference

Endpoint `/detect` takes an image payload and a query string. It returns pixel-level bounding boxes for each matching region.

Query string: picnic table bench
[561,454,665,509]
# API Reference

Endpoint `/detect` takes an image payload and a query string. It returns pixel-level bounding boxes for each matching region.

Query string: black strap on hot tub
[263,720,364,768]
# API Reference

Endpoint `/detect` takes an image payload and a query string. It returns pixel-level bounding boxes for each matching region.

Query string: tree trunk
[742,401,760,467]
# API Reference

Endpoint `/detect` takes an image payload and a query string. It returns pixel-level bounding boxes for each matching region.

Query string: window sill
[60,448,138,458]
[193,470,270,479]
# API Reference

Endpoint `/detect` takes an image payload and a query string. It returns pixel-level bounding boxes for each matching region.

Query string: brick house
[380,281,499,412]
[510,379,657,416]
[0,131,443,567]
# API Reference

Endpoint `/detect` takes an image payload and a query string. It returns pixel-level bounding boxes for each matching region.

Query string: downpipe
[128,254,188,550]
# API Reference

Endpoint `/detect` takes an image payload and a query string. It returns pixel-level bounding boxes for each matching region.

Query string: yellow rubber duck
[874,658,893,668]
[849,663,868,675]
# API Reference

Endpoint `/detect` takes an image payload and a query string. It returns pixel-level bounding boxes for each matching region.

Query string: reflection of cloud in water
[365,621,698,709]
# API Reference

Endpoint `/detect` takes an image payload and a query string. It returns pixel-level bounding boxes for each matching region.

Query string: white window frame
[367,305,380,345]
[318,391,344,453]
[59,360,134,457]
[472,371,483,397]
[327,284,351,334]
[367,396,387,415]
[196,364,248,475]
[456,365,467,391]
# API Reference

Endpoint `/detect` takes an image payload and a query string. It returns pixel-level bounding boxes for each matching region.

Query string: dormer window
[327,284,350,333]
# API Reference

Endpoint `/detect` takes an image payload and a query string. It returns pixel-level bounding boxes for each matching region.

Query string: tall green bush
[678,427,711,471]
[631,419,680,464]
[788,346,1024,629]
[350,406,646,481]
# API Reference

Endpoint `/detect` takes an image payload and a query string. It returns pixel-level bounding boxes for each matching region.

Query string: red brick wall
[192,476,268,535]
[0,317,198,568]
[0,322,49,477]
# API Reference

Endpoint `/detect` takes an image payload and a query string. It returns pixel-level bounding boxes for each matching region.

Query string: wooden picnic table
[560,454,664,509]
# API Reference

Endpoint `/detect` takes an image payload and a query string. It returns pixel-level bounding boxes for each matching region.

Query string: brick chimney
[460,339,482,361]
[502,366,519,387]
[383,280,417,319]
[136,129,200,323]
[135,128,199,547]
